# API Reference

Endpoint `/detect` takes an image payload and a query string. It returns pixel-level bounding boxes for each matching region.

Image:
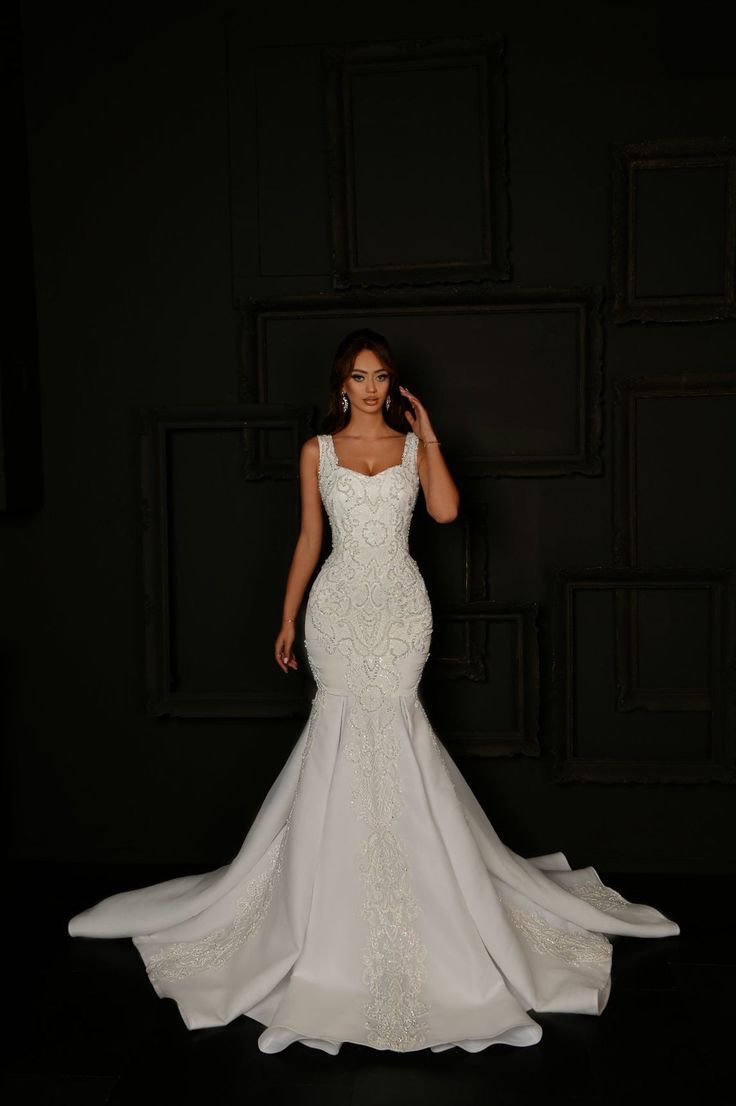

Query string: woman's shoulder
[301,435,322,456]
[298,437,322,483]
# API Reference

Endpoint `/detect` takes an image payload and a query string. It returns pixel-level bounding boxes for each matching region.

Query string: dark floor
[3,865,733,1106]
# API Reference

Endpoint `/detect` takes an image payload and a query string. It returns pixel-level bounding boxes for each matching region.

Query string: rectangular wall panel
[241,286,604,476]
[325,36,509,287]
[423,602,540,757]
[614,372,736,569]
[611,137,736,322]
[141,406,311,717]
[552,568,735,782]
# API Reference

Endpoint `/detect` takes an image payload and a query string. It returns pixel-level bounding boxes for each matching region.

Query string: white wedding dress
[68,430,680,1054]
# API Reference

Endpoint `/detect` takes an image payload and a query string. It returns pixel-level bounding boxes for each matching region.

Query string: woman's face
[343,348,392,414]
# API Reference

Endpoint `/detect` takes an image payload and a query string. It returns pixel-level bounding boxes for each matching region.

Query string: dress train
[68,431,679,1053]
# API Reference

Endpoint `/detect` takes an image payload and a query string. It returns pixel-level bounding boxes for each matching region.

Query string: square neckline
[328,432,411,479]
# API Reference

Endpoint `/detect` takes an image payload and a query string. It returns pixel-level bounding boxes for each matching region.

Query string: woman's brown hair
[322,328,410,434]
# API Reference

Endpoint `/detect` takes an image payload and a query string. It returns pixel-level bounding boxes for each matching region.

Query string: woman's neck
[339,412,395,438]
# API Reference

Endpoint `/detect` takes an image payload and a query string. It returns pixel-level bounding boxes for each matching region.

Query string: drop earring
[341,391,349,413]
[385,394,391,411]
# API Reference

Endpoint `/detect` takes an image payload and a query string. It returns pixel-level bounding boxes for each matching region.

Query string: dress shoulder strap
[403,431,420,474]
[316,434,336,476]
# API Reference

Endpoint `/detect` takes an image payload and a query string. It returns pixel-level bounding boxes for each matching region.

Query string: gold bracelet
[423,438,441,445]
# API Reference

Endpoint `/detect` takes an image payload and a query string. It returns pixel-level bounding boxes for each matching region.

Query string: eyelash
[351,374,389,382]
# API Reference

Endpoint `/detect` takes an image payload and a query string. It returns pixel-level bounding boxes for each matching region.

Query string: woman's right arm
[274,436,323,673]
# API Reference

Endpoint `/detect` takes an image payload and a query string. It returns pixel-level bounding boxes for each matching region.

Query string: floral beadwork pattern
[567,879,630,913]
[345,697,430,1049]
[144,690,326,985]
[145,834,286,984]
[307,433,433,670]
[306,433,433,1050]
[502,902,612,967]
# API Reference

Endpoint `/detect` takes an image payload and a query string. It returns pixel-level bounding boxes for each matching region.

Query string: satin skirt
[68,685,680,1054]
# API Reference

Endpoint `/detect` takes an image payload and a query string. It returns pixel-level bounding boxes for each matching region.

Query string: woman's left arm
[399,385,460,524]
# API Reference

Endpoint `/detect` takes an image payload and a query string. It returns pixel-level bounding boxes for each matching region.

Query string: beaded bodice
[306,432,433,683]
[317,431,419,561]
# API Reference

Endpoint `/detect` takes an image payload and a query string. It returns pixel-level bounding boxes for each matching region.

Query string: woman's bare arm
[399,385,459,524]
[417,439,460,524]
[274,437,323,672]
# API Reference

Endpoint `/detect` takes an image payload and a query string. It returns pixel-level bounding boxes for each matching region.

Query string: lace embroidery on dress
[567,878,630,913]
[145,834,286,984]
[309,434,432,667]
[309,432,432,1050]
[501,901,612,967]
[144,690,326,984]
[346,697,430,1050]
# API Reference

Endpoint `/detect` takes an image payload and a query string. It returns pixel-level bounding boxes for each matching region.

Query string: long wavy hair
[322,328,410,434]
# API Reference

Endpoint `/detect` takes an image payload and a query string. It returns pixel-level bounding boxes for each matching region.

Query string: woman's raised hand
[274,621,298,673]
[399,385,438,443]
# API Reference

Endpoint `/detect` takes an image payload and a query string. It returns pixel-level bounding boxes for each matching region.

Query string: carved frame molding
[424,600,541,758]
[239,284,605,476]
[140,404,309,718]
[417,501,489,680]
[613,370,736,568]
[324,35,510,289]
[551,567,736,783]
[611,136,736,323]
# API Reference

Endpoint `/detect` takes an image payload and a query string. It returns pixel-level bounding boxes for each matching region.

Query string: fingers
[274,636,298,672]
[399,384,423,409]
[400,385,426,434]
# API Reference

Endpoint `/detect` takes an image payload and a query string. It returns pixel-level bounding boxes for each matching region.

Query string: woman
[68,328,679,1054]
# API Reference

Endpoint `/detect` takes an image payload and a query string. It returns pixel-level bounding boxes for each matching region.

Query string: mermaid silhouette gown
[68,431,680,1054]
